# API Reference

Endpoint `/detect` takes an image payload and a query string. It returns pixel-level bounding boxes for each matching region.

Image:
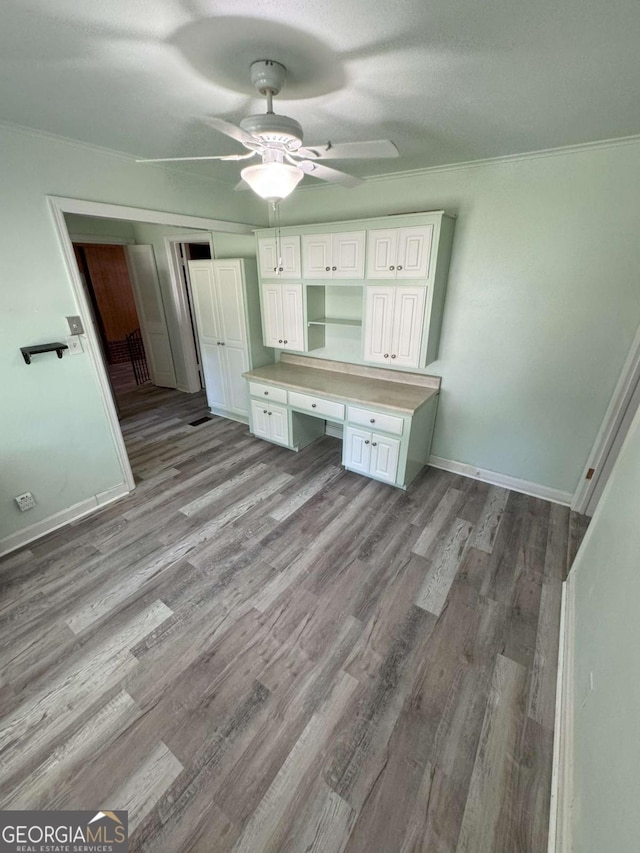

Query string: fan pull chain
[272,200,282,275]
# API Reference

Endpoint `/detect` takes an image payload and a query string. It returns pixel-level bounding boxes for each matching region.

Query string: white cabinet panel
[258,236,301,278]
[343,427,372,475]
[281,284,304,350]
[391,286,427,368]
[269,404,290,445]
[397,225,433,279]
[370,434,400,483]
[302,234,332,278]
[250,399,271,439]
[366,229,398,279]
[200,342,228,410]
[333,231,365,278]
[261,283,284,348]
[251,400,289,445]
[224,345,250,416]
[363,286,395,364]
[248,382,287,404]
[215,262,247,347]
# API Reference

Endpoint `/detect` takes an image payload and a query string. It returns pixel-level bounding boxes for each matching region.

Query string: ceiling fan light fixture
[241,161,304,202]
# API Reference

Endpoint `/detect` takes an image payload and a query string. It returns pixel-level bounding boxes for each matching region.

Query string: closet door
[189,261,228,410]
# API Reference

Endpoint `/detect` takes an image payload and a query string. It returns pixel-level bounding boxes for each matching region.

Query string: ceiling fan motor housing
[250,60,287,96]
[239,113,304,150]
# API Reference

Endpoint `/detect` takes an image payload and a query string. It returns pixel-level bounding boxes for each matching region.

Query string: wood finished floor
[0,382,589,852]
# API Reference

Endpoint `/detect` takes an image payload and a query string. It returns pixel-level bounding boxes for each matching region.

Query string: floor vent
[189,416,211,427]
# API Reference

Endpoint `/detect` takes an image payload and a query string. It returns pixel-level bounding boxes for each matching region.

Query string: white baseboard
[548,576,575,853]
[0,482,130,558]
[428,455,573,506]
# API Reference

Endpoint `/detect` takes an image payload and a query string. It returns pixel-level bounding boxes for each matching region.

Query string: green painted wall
[277,142,640,497]
[0,122,264,547]
[64,213,136,241]
[569,389,640,853]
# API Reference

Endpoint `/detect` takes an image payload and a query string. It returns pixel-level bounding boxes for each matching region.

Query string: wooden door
[125,245,177,388]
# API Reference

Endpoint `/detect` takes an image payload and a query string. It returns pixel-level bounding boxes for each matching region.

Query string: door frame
[164,233,216,393]
[48,196,256,493]
[572,320,640,514]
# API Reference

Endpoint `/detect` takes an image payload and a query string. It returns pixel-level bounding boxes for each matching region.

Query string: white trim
[0,483,129,558]
[49,196,256,235]
[428,455,573,505]
[164,233,216,394]
[572,321,640,514]
[548,577,575,853]
[68,233,134,245]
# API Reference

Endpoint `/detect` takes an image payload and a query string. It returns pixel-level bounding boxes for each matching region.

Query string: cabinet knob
[370,418,375,423]
[216,341,220,345]
[391,354,396,359]
[220,342,225,346]
[263,409,268,414]
[372,442,377,447]
[278,339,283,344]
[268,411,273,416]
[389,265,395,270]
[364,440,370,445]
[384,353,389,359]
[311,403,317,408]
[273,266,277,272]
[283,340,288,344]
[326,266,330,271]
[397,265,403,270]
[332,266,337,271]
[264,391,269,395]
[279,267,284,272]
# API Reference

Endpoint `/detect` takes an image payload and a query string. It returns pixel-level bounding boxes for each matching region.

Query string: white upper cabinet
[363,285,426,368]
[261,282,305,351]
[366,225,433,280]
[302,231,365,279]
[258,236,301,279]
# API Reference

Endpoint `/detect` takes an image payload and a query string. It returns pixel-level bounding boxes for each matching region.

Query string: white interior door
[188,261,227,410]
[125,245,177,388]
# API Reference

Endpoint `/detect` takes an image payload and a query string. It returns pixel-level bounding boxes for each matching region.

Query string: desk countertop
[243,356,440,415]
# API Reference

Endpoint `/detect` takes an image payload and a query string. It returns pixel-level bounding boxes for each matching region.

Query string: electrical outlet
[65,336,83,355]
[66,315,84,335]
[15,492,36,512]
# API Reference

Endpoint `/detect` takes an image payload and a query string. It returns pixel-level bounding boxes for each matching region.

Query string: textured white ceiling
[2,0,640,185]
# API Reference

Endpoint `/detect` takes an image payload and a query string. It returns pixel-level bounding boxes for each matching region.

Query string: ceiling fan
[137,60,399,203]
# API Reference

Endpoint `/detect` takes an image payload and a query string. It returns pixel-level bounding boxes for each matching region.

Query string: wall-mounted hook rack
[20,343,69,365]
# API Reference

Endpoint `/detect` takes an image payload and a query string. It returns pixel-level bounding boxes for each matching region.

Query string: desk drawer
[289,390,345,420]
[249,381,287,404]
[347,405,404,436]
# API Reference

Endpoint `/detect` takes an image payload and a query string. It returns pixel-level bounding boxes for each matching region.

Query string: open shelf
[307,317,362,328]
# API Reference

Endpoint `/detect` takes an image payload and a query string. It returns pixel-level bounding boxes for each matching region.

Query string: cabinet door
[214,260,247,347]
[189,261,227,409]
[268,403,290,445]
[258,236,301,278]
[302,234,332,278]
[250,399,271,439]
[261,283,284,347]
[333,231,365,278]
[363,286,395,365]
[390,286,426,368]
[343,427,372,475]
[366,229,398,279]
[281,284,304,351]
[396,226,433,279]
[370,434,400,484]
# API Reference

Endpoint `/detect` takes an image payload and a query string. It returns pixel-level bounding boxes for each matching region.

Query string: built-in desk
[243,354,440,489]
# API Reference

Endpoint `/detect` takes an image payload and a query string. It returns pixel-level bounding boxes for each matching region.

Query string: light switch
[66,315,84,335]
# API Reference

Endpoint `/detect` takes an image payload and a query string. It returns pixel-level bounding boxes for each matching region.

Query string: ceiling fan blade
[298,139,399,161]
[136,152,257,163]
[203,117,259,148]
[297,161,363,188]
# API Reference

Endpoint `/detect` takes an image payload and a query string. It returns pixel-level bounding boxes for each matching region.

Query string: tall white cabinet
[188,258,273,423]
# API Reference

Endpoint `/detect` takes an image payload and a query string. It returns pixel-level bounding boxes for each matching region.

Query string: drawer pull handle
[364,440,370,445]
[397,265,403,270]
[383,353,389,359]
[370,418,375,423]
[372,442,377,447]
[311,403,317,408]
[391,354,396,359]
[264,391,269,395]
